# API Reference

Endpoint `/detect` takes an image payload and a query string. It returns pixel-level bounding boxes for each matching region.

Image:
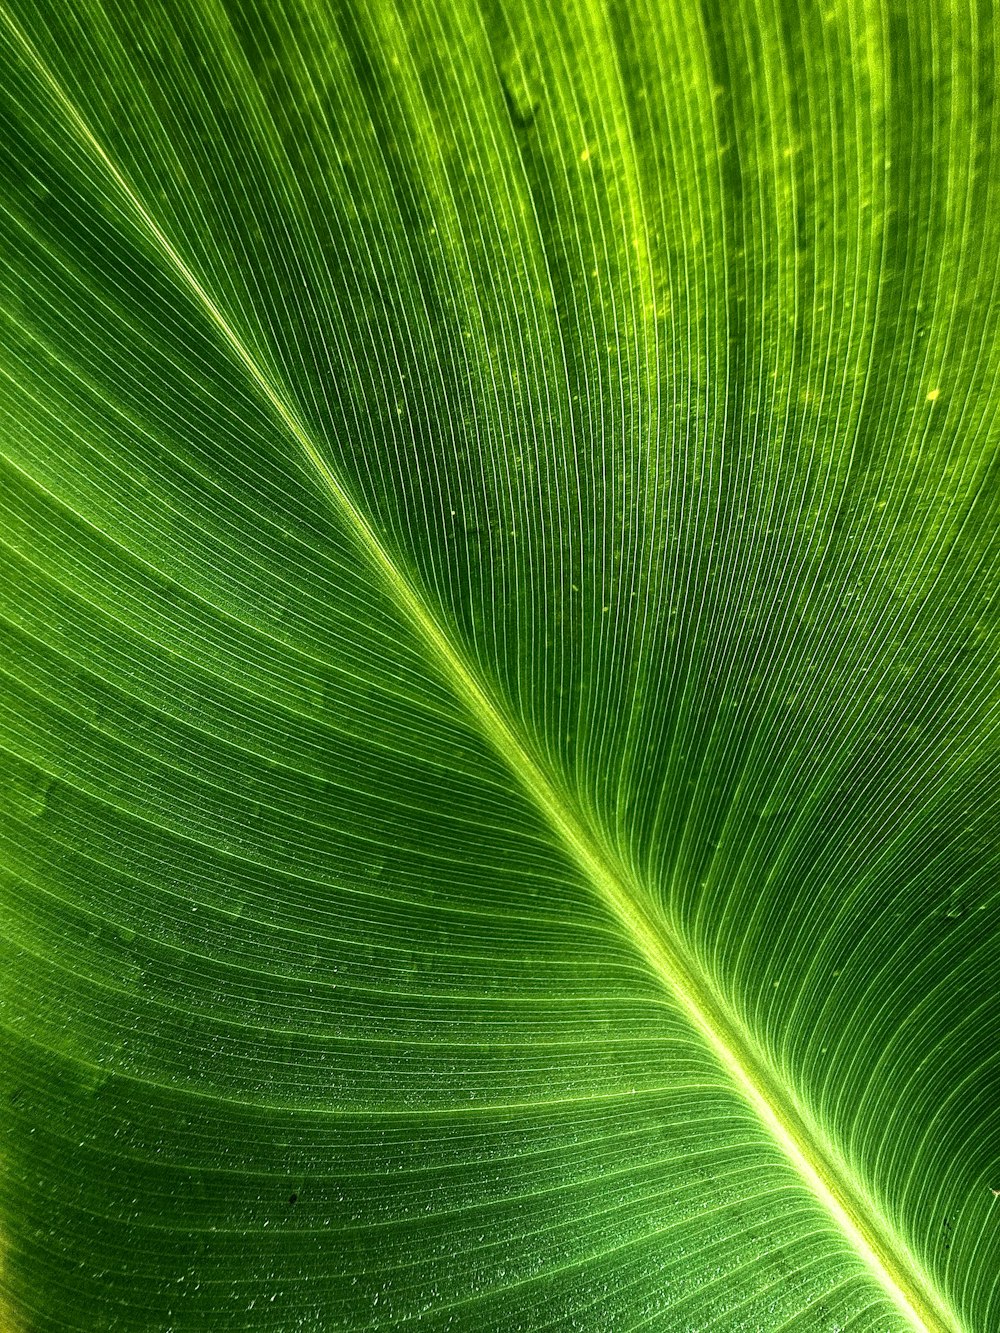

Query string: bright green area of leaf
[1,0,998,1329]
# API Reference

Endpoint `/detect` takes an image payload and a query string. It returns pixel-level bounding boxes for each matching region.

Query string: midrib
[3,12,958,1331]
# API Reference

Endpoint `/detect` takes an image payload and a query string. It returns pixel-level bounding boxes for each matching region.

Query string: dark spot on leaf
[499,60,539,129]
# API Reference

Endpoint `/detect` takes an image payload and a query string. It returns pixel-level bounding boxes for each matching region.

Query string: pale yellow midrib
[1,12,959,1332]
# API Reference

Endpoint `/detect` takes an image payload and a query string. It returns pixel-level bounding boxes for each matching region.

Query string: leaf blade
[1,0,998,1329]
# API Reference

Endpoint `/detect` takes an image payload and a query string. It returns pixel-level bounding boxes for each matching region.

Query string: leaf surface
[0,1,998,1330]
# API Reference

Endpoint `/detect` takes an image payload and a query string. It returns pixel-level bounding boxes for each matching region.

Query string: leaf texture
[0,0,998,1329]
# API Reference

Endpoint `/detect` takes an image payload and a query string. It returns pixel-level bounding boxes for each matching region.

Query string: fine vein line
[1,12,958,1332]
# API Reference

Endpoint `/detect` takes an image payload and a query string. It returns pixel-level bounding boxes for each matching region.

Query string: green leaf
[1,0,997,1329]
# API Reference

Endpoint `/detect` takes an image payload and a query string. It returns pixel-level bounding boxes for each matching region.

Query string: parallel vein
[0,8,961,1331]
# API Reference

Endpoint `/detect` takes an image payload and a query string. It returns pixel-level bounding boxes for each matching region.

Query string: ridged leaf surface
[1,1,998,1329]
